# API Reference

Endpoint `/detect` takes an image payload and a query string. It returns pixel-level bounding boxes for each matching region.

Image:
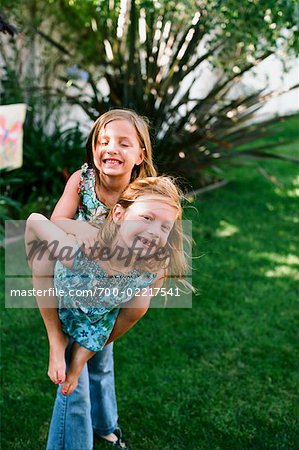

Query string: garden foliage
[0,0,298,202]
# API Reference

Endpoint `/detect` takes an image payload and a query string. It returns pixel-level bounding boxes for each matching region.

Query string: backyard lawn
[1,119,298,449]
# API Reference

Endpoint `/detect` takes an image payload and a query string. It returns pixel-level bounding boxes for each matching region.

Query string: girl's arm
[51,170,98,241]
[51,170,81,221]
[105,270,165,345]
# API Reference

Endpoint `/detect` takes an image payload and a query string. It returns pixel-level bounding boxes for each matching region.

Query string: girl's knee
[123,307,148,322]
[27,212,46,223]
[25,213,45,242]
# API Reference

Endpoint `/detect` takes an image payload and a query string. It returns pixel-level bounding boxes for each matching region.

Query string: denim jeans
[46,340,118,450]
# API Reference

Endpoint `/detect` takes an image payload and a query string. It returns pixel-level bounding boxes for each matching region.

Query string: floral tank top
[76,163,109,223]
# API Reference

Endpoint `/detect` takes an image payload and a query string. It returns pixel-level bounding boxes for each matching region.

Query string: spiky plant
[2,0,299,186]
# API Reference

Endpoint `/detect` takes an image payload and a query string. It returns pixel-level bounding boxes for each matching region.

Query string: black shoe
[94,427,128,450]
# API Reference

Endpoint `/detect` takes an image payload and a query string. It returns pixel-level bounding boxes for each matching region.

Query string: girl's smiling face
[94,119,144,178]
[112,194,178,256]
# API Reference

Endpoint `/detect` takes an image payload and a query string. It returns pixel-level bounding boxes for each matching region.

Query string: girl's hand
[52,219,100,259]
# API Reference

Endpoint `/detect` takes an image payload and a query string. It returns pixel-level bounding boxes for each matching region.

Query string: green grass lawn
[1,118,299,449]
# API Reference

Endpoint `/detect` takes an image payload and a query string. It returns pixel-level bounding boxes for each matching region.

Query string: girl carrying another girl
[26,176,187,398]
[29,109,158,449]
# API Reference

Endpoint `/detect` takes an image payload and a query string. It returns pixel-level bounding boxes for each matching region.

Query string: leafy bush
[0,65,86,217]
[1,0,299,188]
[0,39,87,217]
[1,120,85,210]
[0,192,20,238]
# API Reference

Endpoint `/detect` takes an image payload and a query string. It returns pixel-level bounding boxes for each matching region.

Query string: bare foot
[61,342,95,396]
[47,333,69,384]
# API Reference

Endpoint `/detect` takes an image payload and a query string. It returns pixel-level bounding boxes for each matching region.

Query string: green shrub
[1,119,86,215]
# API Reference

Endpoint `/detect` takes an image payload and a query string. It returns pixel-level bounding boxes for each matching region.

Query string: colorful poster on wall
[0,103,26,170]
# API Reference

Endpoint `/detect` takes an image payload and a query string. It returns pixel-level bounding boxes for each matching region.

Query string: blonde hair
[86,109,157,185]
[94,176,190,286]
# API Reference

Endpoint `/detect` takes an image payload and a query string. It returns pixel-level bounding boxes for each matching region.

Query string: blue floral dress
[54,164,156,351]
[55,253,156,351]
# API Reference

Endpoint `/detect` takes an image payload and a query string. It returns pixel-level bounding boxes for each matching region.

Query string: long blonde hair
[86,109,157,185]
[94,176,190,285]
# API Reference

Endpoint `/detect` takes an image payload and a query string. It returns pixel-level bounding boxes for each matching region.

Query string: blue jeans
[46,340,118,450]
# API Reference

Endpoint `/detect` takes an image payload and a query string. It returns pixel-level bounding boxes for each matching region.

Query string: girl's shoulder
[66,169,82,183]
[61,169,82,195]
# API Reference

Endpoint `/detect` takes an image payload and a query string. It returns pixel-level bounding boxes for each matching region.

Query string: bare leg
[105,294,151,346]
[32,258,69,384]
[104,277,164,346]
[61,342,95,396]
[25,214,72,383]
